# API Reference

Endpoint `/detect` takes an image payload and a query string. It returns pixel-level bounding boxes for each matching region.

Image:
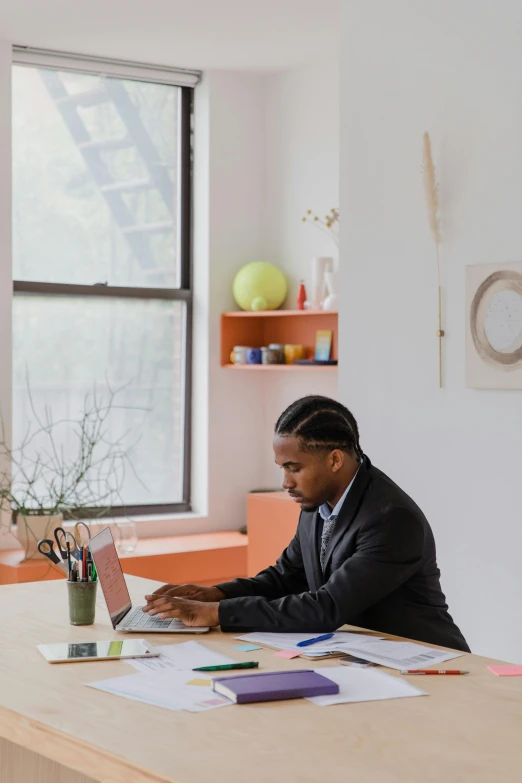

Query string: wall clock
[466,261,522,388]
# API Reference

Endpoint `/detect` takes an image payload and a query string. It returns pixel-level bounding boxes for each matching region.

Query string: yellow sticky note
[186,678,212,687]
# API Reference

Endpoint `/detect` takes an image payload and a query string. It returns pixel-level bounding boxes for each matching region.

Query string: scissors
[37,539,69,574]
[74,521,91,548]
[53,527,81,561]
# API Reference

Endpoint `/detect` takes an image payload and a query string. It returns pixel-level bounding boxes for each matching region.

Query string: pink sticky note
[202,698,228,706]
[274,649,302,659]
[488,665,522,676]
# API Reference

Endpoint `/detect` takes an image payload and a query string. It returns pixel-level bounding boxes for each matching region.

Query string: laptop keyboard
[119,606,188,630]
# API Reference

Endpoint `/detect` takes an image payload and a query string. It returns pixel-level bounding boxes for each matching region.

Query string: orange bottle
[297,280,307,310]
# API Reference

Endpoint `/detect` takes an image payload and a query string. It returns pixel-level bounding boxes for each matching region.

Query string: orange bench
[0,531,248,586]
[0,493,298,588]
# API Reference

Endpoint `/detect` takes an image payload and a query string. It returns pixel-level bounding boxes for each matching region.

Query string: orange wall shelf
[221,310,338,369]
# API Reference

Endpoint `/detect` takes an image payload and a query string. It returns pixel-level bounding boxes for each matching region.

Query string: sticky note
[274,649,302,659]
[233,644,262,652]
[487,665,522,676]
[187,678,212,686]
[201,698,228,706]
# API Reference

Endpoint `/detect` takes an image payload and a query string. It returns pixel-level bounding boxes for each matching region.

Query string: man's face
[273,434,341,511]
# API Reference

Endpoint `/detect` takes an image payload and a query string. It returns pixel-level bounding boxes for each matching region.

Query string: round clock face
[484,290,522,353]
[470,270,522,369]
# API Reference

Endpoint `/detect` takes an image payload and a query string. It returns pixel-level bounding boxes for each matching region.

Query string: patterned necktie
[320,516,337,571]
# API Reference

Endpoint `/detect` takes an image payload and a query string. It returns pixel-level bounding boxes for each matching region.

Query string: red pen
[400,669,469,675]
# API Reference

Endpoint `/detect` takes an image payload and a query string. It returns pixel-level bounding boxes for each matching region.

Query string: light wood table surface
[0,576,520,783]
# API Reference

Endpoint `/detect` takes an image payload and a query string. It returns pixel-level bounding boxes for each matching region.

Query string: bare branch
[0,378,148,520]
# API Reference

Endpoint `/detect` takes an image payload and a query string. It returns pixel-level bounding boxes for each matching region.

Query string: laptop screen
[89,527,132,628]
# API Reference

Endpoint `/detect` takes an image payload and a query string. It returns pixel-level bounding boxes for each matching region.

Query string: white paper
[125,640,236,673]
[330,639,463,670]
[234,631,382,653]
[306,666,428,706]
[299,651,342,659]
[88,668,232,712]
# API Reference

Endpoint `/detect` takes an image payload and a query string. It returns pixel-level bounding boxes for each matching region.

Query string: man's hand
[144,596,219,627]
[144,583,225,605]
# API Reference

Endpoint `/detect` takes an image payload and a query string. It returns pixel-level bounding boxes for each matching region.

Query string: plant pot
[14,513,64,561]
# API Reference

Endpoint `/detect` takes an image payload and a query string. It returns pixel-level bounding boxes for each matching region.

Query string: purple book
[212,669,339,704]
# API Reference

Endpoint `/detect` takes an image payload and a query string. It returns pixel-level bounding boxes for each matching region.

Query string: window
[11,50,196,515]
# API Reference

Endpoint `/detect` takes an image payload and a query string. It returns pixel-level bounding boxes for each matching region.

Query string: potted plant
[0,383,141,560]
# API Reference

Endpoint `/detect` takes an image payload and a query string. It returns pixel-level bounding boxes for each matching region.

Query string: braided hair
[275,395,363,460]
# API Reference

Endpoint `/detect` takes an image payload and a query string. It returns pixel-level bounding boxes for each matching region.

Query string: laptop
[89,527,209,634]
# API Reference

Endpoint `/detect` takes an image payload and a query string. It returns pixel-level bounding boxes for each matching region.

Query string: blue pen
[296,633,335,648]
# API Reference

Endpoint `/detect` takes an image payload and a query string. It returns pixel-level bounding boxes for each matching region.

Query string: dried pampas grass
[422,131,444,388]
[423,131,441,277]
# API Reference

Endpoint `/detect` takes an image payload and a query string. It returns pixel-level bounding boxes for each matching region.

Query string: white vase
[309,256,333,310]
[14,513,63,561]
[323,270,339,311]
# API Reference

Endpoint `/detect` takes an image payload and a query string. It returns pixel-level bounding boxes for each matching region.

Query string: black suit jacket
[217,456,469,652]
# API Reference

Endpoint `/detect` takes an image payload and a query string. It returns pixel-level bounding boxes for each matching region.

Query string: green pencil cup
[67,580,97,625]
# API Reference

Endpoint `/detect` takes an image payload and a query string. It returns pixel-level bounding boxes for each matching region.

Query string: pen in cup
[86,548,95,582]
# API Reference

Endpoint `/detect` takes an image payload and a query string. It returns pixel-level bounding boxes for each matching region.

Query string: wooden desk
[0,577,520,783]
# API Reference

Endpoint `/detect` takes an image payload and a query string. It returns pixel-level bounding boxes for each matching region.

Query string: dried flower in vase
[302,208,339,247]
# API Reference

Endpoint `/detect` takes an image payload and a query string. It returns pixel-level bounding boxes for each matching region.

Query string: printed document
[88,668,232,712]
[331,639,463,670]
[235,631,382,653]
[125,640,236,673]
[307,666,428,706]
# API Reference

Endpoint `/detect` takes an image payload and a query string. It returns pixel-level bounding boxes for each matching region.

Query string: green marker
[193,661,259,672]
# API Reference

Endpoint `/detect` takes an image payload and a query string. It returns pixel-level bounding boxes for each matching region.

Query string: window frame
[11,57,194,518]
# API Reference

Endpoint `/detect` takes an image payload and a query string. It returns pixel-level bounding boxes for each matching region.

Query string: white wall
[0,41,17,548]
[153,63,340,528]
[195,63,341,503]
[340,0,522,661]
[261,61,339,488]
[202,71,268,529]
[265,60,340,305]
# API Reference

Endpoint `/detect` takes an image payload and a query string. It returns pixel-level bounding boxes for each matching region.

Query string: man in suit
[143,395,469,651]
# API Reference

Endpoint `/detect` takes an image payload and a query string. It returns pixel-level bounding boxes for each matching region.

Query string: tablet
[37,639,159,663]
